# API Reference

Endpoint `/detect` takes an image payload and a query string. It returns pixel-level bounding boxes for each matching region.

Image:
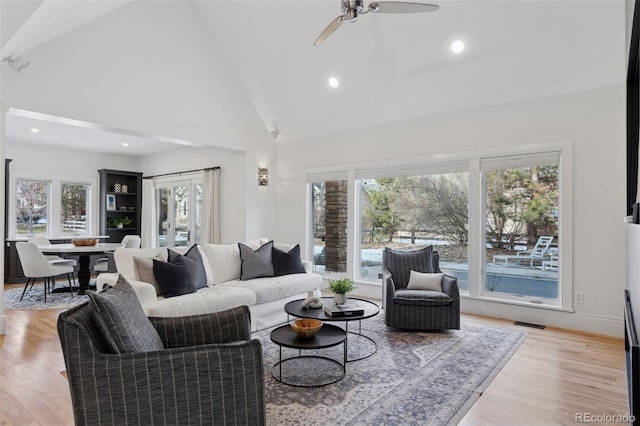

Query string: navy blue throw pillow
[168,245,207,290]
[153,253,196,298]
[272,244,306,276]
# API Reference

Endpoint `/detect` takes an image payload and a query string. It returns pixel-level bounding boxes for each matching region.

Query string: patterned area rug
[255,314,526,425]
[3,285,89,310]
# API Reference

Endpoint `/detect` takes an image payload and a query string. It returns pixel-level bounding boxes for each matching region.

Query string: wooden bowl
[290,318,322,338]
[71,238,98,247]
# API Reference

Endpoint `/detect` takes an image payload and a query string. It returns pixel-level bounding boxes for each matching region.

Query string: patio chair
[492,235,554,267]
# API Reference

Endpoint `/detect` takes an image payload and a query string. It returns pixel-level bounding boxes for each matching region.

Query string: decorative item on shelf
[106,194,116,211]
[327,277,354,305]
[121,184,128,193]
[128,206,135,211]
[114,183,122,193]
[258,167,269,186]
[119,206,128,211]
[107,216,133,229]
[290,318,322,338]
[71,238,98,247]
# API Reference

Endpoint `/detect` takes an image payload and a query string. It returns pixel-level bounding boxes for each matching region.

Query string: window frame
[10,173,96,237]
[305,142,573,312]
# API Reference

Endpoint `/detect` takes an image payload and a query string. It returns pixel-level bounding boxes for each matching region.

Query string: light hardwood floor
[0,284,630,425]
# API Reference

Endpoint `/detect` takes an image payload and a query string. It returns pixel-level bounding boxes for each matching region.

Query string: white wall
[276,85,626,336]
[140,146,247,243]
[0,0,277,242]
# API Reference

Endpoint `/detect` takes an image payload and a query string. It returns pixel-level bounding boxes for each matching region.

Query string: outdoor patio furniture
[542,255,559,271]
[492,236,554,268]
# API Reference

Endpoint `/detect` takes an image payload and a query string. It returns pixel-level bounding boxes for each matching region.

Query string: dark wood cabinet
[99,169,143,242]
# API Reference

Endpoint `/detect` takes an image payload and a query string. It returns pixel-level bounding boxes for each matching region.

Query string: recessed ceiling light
[30,128,39,133]
[122,142,129,147]
[451,40,465,54]
[328,77,340,88]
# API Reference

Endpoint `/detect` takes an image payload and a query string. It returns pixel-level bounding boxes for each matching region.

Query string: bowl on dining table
[71,238,98,247]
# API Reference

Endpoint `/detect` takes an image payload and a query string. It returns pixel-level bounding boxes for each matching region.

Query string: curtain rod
[143,166,220,180]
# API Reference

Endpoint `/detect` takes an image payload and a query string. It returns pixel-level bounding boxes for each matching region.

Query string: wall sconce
[258,168,269,186]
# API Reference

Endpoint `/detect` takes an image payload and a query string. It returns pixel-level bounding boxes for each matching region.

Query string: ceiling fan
[314,0,439,46]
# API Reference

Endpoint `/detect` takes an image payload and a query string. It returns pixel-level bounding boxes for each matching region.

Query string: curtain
[200,168,220,244]
[141,178,156,248]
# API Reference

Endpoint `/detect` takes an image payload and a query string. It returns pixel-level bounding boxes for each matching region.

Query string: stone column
[324,181,347,273]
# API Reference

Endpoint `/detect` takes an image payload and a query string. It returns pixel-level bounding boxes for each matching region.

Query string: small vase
[334,293,347,305]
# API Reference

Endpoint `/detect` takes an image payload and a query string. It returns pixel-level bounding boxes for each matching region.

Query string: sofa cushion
[143,285,257,317]
[153,253,196,298]
[239,241,275,281]
[407,271,444,292]
[273,244,306,276]
[221,272,323,304]
[204,239,267,284]
[133,254,166,295]
[87,274,165,353]
[169,245,207,290]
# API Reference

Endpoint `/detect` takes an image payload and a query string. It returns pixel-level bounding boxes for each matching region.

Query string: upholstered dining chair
[58,298,266,426]
[16,242,75,301]
[382,245,460,330]
[93,234,141,273]
[28,237,78,267]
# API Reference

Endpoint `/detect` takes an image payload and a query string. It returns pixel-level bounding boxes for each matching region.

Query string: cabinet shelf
[99,169,142,241]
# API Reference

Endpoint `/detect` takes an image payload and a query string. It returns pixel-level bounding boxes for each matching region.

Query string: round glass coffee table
[284,297,380,362]
[270,323,347,387]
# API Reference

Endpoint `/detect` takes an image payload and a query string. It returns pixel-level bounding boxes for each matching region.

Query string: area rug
[3,285,88,310]
[254,315,526,425]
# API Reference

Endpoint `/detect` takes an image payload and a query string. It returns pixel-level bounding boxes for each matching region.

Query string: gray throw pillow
[239,240,275,281]
[168,245,207,290]
[87,274,164,353]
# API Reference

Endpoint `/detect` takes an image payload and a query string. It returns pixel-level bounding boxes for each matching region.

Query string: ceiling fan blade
[313,15,345,46]
[371,2,439,14]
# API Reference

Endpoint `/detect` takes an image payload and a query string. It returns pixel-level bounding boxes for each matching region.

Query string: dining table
[38,243,123,294]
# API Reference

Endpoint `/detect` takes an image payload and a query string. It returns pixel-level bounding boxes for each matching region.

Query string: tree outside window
[16,179,50,236]
[60,183,89,234]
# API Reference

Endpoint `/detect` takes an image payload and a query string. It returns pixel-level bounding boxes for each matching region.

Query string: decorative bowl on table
[290,318,322,338]
[71,238,98,247]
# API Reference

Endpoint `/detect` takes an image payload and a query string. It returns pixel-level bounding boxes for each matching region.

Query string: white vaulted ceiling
[1,0,627,151]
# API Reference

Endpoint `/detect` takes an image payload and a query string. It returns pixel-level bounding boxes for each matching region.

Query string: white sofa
[96,241,323,331]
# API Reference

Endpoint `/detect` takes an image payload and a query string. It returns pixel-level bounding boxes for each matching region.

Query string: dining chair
[16,242,76,301]
[94,235,141,273]
[28,237,77,286]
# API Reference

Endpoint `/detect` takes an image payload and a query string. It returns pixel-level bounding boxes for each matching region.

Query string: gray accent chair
[382,246,460,330]
[58,304,265,425]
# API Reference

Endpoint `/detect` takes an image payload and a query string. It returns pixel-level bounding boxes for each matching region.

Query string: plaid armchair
[382,246,460,330]
[58,304,265,426]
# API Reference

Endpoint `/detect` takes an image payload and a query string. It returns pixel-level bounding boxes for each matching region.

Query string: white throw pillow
[407,270,444,292]
[204,239,265,284]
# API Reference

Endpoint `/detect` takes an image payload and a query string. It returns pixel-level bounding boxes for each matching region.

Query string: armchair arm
[441,275,460,299]
[66,340,265,426]
[149,305,251,348]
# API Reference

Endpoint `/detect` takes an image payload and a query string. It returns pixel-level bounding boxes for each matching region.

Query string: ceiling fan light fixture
[328,77,340,88]
[451,40,465,54]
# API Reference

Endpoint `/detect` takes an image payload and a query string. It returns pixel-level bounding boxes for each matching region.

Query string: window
[307,147,568,310]
[481,153,561,304]
[60,182,89,234]
[16,179,50,236]
[13,177,92,236]
[309,179,348,274]
[356,170,469,288]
